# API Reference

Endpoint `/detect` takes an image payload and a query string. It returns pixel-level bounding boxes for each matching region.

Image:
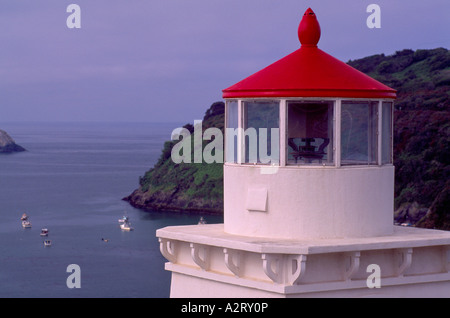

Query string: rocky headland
[0,129,26,153]
[123,102,224,215]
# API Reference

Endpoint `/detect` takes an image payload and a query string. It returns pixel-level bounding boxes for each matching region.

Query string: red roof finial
[298,8,321,47]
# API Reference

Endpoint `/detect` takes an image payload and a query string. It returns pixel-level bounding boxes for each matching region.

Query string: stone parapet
[157,224,450,297]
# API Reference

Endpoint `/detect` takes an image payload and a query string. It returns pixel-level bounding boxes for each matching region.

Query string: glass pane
[341,101,378,165]
[243,101,279,164]
[287,101,334,165]
[225,101,238,163]
[381,102,393,164]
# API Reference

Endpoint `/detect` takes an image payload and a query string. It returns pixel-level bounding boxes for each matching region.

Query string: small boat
[198,217,207,225]
[40,228,49,236]
[22,220,32,228]
[43,240,52,247]
[20,213,28,221]
[118,215,129,224]
[120,221,133,231]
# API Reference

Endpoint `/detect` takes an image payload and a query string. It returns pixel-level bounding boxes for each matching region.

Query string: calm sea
[0,122,222,298]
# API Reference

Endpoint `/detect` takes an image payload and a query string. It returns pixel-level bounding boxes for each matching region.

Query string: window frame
[340,100,379,166]
[285,99,335,166]
[224,100,239,164]
[381,101,394,165]
[241,100,280,165]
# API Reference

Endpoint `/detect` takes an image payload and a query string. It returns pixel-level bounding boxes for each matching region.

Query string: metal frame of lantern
[224,97,394,168]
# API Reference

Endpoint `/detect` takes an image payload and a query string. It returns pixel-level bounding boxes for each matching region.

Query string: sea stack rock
[0,129,26,153]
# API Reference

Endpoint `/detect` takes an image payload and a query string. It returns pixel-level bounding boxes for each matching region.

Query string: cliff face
[0,129,26,153]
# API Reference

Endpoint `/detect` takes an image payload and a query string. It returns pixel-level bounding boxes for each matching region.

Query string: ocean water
[0,122,222,298]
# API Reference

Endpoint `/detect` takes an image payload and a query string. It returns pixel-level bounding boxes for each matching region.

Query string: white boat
[120,221,133,231]
[40,228,49,236]
[43,240,52,247]
[118,215,129,224]
[22,220,32,228]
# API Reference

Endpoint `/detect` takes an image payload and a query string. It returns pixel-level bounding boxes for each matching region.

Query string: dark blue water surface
[0,122,222,298]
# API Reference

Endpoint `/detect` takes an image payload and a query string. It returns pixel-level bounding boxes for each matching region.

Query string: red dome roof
[222,8,396,99]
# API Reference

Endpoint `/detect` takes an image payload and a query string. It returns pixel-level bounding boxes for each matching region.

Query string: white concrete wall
[224,164,394,239]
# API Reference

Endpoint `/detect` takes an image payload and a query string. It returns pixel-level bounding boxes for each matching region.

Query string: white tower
[157,8,450,297]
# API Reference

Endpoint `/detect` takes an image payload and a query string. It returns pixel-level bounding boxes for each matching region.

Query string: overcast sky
[0,0,448,123]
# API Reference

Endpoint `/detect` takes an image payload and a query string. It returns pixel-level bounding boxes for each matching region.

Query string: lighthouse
[157,8,450,297]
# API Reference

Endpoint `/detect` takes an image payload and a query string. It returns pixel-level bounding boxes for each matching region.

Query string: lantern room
[222,8,397,239]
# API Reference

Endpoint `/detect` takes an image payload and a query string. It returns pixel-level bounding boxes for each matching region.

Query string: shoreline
[122,190,224,216]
